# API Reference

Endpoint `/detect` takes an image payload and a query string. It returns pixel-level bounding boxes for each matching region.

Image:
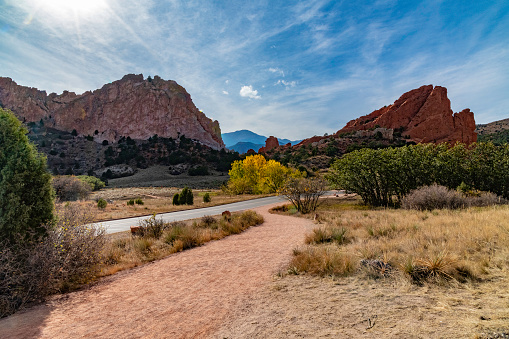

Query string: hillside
[476,118,509,145]
[0,74,224,149]
[0,75,240,179]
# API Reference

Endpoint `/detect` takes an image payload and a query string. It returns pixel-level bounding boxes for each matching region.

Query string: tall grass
[287,199,509,284]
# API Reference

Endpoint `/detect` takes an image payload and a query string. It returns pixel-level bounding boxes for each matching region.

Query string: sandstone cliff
[258,136,279,153]
[336,85,477,144]
[0,74,224,149]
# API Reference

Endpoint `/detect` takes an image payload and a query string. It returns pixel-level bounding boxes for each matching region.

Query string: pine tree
[0,108,54,243]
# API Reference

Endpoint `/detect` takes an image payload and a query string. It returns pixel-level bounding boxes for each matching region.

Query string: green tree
[0,108,54,242]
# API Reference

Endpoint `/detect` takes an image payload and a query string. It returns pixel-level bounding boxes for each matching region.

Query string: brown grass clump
[287,198,509,285]
[100,210,264,277]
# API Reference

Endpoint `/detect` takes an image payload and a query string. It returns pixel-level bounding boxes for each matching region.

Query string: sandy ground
[0,204,314,338]
[214,274,509,338]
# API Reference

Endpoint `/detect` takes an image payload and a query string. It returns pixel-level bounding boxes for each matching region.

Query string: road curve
[100,196,286,234]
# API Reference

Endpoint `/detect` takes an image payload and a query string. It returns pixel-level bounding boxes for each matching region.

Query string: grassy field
[261,197,509,337]
[59,187,269,222]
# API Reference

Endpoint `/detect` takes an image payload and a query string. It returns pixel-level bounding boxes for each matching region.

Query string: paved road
[100,196,287,234]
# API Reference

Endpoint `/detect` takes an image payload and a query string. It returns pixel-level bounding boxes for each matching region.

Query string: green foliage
[77,175,105,191]
[97,199,108,209]
[328,142,509,207]
[127,199,135,206]
[203,192,211,203]
[172,187,193,205]
[172,193,180,205]
[180,187,194,205]
[135,198,144,205]
[478,129,509,145]
[0,108,54,243]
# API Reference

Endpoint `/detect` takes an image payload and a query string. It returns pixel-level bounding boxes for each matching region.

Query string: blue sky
[1,0,508,140]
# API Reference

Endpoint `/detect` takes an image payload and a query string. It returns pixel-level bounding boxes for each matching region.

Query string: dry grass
[100,210,264,277]
[57,187,269,222]
[280,198,509,285]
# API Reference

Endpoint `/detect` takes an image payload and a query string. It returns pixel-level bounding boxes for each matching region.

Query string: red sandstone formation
[258,136,279,153]
[336,85,477,144]
[0,74,224,149]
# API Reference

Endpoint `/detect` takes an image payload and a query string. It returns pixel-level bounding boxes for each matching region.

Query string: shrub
[0,108,54,243]
[0,204,105,317]
[127,199,135,206]
[172,193,180,205]
[135,198,144,205]
[280,177,327,214]
[203,192,211,203]
[179,187,194,205]
[77,175,105,191]
[138,214,164,239]
[200,215,216,227]
[97,199,108,209]
[52,176,91,201]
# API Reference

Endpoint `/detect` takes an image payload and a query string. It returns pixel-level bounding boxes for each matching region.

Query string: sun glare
[40,0,107,16]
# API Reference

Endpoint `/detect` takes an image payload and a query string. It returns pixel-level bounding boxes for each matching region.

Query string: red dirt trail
[0,204,314,338]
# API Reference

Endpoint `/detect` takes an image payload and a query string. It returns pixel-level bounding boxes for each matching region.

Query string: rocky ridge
[0,74,224,149]
[336,85,477,144]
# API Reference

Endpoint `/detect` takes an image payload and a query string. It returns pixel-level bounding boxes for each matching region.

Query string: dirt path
[0,204,314,339]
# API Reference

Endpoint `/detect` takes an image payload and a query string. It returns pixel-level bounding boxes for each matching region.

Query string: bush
[200,215,216,227]
[402,185,466,210]
[203,192,211,203]
[0,205,105,317]
[402,185,506,211]
[137,214,165,239]
[127,199,135,206]
[135,198,144,205]
[0,108,54,243]
[97,199,108,209]
[52,176,91,201]
[280,177,327,214]
[172,193,180,205]
[77,175,105,191]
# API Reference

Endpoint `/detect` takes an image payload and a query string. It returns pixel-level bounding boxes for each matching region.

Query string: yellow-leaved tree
[228,154,301,194]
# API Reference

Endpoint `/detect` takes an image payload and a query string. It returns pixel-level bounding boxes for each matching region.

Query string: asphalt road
[100,196,287,234]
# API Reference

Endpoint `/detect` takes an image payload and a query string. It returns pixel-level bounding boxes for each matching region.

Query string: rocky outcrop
[258,136,279,153]
[0,74,224,149]
[336,85,477,144]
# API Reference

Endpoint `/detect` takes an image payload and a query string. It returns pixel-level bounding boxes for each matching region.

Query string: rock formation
[0,74,224,149]
[336,85,477,144]
[258,136,279,153]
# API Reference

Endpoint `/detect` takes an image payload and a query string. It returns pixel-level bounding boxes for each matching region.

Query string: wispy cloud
[0,0,508,139]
